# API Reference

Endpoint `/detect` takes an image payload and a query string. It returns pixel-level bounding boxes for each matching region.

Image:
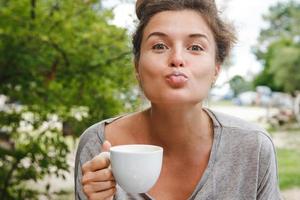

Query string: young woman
[75,1,282,199]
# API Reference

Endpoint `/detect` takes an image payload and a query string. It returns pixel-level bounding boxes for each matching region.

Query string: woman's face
[137,10,220,105]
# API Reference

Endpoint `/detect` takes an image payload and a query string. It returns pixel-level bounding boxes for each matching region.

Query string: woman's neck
[142,103,213,156]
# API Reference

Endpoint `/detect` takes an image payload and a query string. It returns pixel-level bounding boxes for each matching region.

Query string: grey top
[75,108,282,200]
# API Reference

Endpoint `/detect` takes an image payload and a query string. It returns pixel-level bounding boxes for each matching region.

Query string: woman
[75,0,282,199]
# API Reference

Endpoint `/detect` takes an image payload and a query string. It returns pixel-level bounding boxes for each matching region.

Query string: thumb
[101,140,111,152]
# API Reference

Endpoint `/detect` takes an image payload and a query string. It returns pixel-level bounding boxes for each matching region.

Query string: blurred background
[0,0,299,199]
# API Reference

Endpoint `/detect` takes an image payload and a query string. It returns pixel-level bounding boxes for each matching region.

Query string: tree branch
[45,58,59,84]
[104,51,132,66]
[84,51,132,72]
[48,38,70,67]
[31,0,36,20]
[1,158,20,200]
[46,8,87,34]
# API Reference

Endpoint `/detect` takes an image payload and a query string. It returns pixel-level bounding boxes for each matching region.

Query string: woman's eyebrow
[146,32,168,41]
[146,32,209,42]
[189,33,210,42]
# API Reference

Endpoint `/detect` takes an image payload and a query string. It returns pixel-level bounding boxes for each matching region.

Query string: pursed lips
[165,71,188,87]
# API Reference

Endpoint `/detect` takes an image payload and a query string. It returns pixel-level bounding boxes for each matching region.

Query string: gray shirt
[75,108,282,200]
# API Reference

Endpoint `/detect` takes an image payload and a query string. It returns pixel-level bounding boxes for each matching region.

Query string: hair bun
[135,0,146,20]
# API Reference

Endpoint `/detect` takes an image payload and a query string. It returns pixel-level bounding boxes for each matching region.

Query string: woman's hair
[132,0,236,64]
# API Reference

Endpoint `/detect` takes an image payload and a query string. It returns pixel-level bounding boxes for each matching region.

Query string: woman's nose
[169,48,185,68]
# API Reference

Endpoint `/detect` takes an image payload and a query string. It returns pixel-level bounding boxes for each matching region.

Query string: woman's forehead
[143,10,214,42]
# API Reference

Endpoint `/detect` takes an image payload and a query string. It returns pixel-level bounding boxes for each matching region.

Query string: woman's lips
[165,72,188,88]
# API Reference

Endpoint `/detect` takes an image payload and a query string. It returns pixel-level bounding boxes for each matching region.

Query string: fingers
[82,140,111,173]
[82,168,114,184]
[104,197,114,200]
[102,140,111,152]
[86,187,116,200]
[82,140,116,200]
[82,154,110,173]
[83,180,116,194]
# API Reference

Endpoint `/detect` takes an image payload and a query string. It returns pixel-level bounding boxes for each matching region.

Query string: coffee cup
[100,144,163,194]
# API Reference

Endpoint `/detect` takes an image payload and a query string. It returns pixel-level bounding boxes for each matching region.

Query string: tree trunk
[31,0,36,20]
[294,92,300,123]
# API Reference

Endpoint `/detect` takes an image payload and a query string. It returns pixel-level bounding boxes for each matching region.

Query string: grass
[268,121,300,133]
[53,190,73,200]
[277,148,300,190]
[207,99,234,107]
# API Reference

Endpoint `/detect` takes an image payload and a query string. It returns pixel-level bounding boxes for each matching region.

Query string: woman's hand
[82,141,116,200]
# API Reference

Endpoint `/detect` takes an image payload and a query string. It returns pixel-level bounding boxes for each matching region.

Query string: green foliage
[253,1,300,94]
[229,75,252,96]
[277,148,300,189]
[252,67,283,92]
[0,0,139,199]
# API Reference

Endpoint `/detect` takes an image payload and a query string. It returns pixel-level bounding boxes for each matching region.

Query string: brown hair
[132,0,236,64]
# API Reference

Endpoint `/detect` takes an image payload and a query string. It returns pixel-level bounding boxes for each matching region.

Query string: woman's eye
[188,45,204,52]
[152,43,168,50]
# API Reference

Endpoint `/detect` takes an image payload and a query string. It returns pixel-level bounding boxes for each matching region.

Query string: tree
[229,75,252,97]
[0,0,138,199]
[253,1,300,94]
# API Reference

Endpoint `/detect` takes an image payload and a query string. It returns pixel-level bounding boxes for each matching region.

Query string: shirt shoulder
[207,108,273,141]
[207,108,277,171]
[78,121,105,150]
[76,116,123,164]
[202,109,281,199]
[208,109,264,131]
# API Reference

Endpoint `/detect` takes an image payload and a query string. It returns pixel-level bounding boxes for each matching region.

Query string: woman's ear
[214,63,221,82]
[211,63,221,87]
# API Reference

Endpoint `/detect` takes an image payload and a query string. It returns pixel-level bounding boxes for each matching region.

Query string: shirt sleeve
[74,123,104,200]
[75,160,87,200]
[256,133,282,200]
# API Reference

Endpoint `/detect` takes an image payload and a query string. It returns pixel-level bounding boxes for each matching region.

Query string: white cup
[100,144,163,193]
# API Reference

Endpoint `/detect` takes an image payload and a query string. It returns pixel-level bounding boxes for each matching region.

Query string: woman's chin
[147,95,204,106]
[143,88,208,105]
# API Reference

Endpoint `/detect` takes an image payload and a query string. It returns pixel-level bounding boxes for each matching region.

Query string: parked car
[209,84,234,101]
[255,86,272,106]
[233,91,257,106]
[271,92,293,109]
